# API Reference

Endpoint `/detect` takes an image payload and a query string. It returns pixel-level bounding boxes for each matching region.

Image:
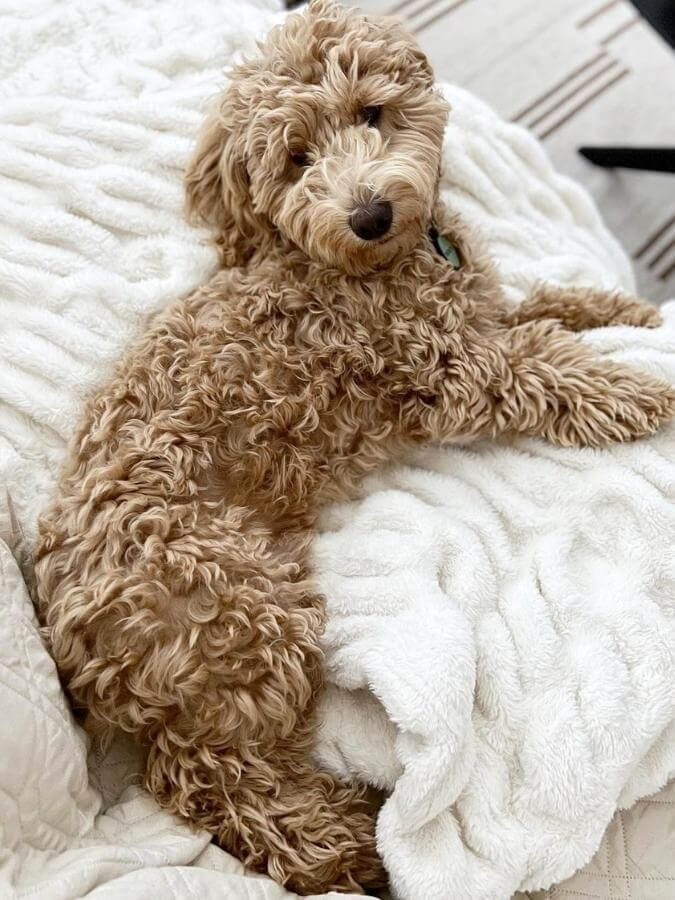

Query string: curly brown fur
[34,1,674,895]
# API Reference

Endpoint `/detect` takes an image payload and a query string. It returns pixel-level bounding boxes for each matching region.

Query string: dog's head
[186,0,448,275]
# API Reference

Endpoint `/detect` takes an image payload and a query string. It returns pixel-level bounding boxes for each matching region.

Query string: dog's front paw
[611,297,662,328]
[550,377,675,448]
[629,380,675,435]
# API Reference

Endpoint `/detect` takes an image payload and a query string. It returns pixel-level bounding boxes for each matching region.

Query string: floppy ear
[185,93,266,267]
[380,18,435,88]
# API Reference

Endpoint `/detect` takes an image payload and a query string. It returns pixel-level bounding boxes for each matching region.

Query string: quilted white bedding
[0,1,673,899]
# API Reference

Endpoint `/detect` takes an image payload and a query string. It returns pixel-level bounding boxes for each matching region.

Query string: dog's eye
[290,150,309,168]
[361,106,382,127]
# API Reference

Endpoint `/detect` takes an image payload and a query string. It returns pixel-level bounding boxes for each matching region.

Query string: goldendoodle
[35,0,674,894]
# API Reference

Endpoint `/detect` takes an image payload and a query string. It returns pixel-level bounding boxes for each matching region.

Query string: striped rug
[357,0,675,301]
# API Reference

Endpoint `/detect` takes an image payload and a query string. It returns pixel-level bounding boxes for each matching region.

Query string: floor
[354,0,675,303]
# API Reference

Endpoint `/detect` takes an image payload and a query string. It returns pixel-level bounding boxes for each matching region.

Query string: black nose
[349,198,393,241]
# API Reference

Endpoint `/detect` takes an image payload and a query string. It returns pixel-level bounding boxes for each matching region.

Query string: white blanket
[314,341,675,898]
[0,1,673,899]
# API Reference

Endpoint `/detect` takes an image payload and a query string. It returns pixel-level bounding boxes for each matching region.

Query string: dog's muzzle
[349,198,392,240]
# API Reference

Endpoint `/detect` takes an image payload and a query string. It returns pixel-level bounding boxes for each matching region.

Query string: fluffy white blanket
[0,1,673,899]
[314,348,675,899]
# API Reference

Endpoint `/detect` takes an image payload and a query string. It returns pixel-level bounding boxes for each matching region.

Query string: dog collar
[428,224,461,268]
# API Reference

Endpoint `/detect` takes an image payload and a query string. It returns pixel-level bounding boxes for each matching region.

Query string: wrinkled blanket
[314,318,675,898]
[0,1,673,899]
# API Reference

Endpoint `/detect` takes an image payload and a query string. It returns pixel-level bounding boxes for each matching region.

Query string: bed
[0,1,673,897]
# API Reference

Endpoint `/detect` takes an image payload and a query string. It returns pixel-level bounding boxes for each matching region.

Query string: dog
[34,1,674,894]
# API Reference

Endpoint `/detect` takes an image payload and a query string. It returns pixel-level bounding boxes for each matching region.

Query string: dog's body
[35,1,674,895]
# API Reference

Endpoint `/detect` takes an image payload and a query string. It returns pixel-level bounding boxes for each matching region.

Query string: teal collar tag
[429,224,461,268]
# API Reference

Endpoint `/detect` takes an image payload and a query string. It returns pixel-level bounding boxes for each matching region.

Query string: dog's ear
[380,18,435,88]
[185,93,266,267]
[306,0,342,18]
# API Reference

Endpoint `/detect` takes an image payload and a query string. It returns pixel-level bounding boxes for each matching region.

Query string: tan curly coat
[35,1,674,894]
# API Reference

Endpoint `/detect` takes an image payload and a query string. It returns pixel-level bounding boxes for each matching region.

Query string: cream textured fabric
[0,2,673,899]
[520,780,675,900]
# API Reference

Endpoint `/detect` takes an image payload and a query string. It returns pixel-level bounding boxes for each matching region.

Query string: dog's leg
[491,320,674,447]
[143,601,384,894]
[502,283,662,331]
[147,728,383,894]
[37,507,384,895]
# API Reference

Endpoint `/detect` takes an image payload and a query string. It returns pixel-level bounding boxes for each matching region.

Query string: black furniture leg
[579,147,675,173]
[578,2,674,175]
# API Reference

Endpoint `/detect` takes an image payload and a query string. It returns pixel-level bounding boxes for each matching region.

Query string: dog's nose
[349,199,393,241]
